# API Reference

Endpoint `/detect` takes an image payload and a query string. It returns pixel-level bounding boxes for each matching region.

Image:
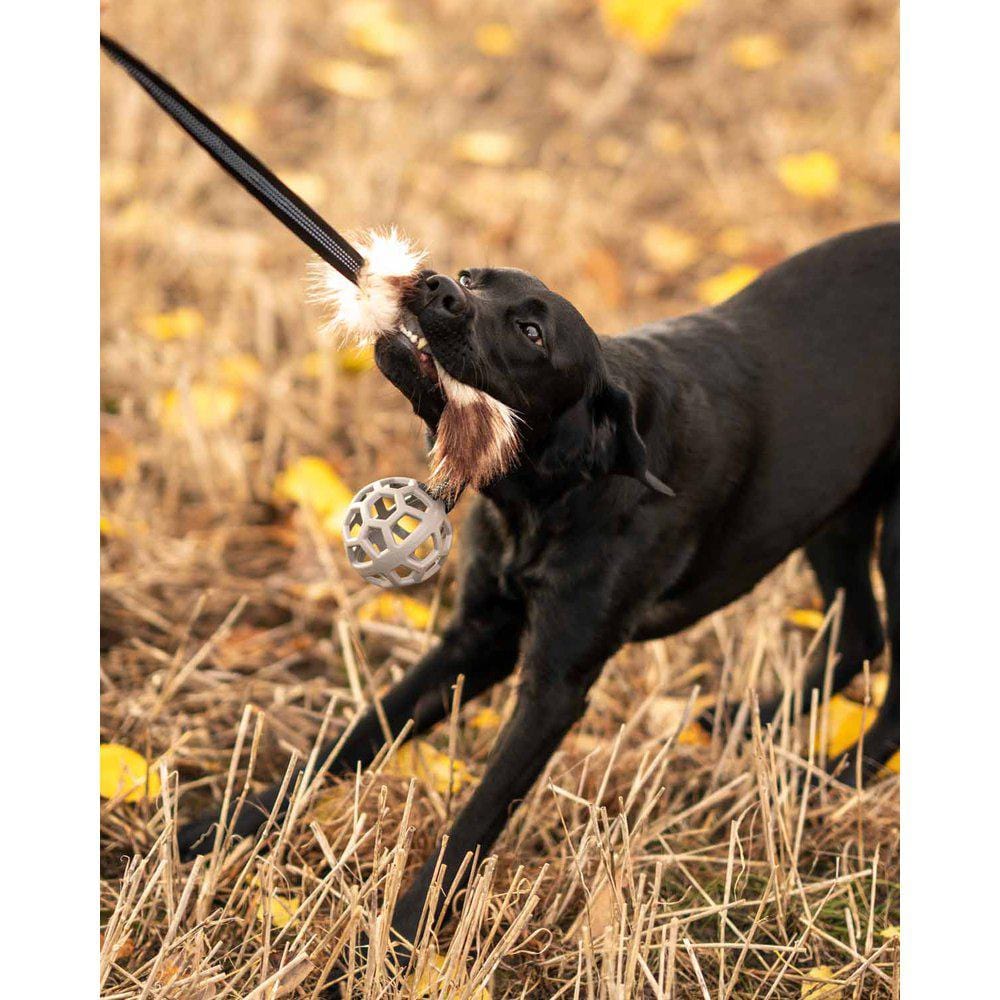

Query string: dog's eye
[458,271,472,288]
[518,321,544,347]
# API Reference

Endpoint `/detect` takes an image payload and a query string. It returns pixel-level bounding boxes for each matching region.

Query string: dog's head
[374,266,672,499]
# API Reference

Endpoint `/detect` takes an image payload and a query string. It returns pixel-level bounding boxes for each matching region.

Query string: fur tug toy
[101,33,455,587]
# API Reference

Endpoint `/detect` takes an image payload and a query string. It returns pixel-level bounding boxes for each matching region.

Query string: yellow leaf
[786,608,826,630]
[469,707,503,731]
[213,103,260,144]
[276,169,328,206]
[696,264,760,305]
[337,343,375,374]
[255,893,300,928]
[214,353,263,388]
[475,22,516,58]
[678,721,712,746]
[158,384,242,432]
[599,0,702,54]
[642,224,699,275]
[100,514,127,539]
[407,953,491,1000]
[882,751,900,775]
[452,130,520,167]
[715,226,750,258]
[100,743,161,802]
[801,965,840,998]
[728,33,786,71]
[357,593,432,630]
[879,925,900,940]
[101,430,137,481]
[344,2,418,59]
[138,306,205,342]
[387,740,474,795]
[309,59,393,100]
[274,457,355,528]
[778,151,841,201]
[815,695,878,759]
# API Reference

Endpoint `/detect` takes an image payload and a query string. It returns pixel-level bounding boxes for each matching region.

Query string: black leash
[100,34,364,285]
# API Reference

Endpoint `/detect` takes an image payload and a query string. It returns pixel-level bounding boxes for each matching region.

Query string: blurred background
[100,2,898,994]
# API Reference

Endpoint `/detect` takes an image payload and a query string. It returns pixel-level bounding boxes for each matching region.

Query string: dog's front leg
[178,540,524,859]
[382,576,632,969]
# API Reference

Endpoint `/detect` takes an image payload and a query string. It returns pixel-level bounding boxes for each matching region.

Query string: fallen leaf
[255,893,300,929]
[816,694,878,759]
[158,384,242,432]
[214,353,263,388]
[474,22,515,58]
[100,743,161,802]
[357,593,432,630]
[728,33,786,71]
[309,59,393,100]
[642,224,699,275]
[452,130,520,167]
[273,457,355,531]
[786,608,826,631]
[100,514,128,539]
[582,247,626,308]
[386,740,474,795]
[139,306,205,342]
[879,925,900,940]
[344,1,418,59]
[678,722,712,746]
[337,343,375,374]
[276,169,328,206]
[778,151,841,201]
[715,226,750,257]
[800,965,840,998]
[155,961,183,986]
[883,751,900,775]
[469,707,503,731]
[101,429,137,481]
[696,264,760,305]
[599,0,702,54]
[407,953,491,1000]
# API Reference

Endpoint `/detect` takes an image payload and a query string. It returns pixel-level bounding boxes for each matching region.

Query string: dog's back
[612,223,899,589]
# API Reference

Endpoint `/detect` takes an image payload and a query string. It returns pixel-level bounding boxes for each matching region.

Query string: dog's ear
[536,380,674,495]
[593,381,675,495]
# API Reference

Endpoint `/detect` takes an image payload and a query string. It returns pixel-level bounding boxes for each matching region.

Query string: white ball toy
[343,478,453,588]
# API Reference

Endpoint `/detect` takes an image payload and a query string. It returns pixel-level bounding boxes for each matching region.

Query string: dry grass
[100,0,899,996]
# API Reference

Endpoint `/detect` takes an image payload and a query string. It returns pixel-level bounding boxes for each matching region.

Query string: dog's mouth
[397,311,439,385]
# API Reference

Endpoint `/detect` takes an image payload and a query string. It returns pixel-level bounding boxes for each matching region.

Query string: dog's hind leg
[830,488,899,784]
[756,492,885,726]
[177,534,524,859]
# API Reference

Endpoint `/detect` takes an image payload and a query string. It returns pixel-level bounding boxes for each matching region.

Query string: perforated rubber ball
[342,477,452,588]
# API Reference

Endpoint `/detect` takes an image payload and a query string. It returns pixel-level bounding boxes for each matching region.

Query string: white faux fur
[309,227,521,493]
[311,227,426,344]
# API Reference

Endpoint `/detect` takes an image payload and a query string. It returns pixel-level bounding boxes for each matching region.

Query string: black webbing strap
[100,34,364,284]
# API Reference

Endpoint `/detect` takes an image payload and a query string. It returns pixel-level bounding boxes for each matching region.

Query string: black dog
[179,222,899,960]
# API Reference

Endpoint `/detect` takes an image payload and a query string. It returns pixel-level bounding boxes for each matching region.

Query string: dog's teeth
[417,337,428,350]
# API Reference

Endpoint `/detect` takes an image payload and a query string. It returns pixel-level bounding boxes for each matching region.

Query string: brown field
[100,1,899,996]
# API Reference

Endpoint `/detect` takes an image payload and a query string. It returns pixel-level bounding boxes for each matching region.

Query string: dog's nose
[422,274,467,318]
